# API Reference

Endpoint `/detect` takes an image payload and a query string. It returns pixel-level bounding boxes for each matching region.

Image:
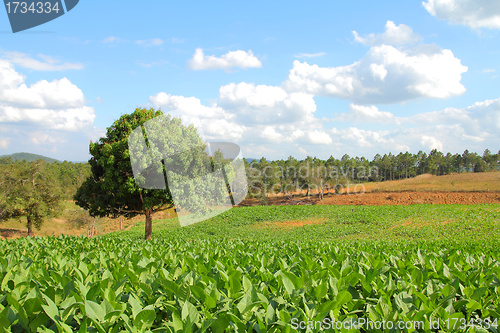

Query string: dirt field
[318,191,500,206]
[358,172,500,192]
[239,172,500,207]
[239,191,500,207]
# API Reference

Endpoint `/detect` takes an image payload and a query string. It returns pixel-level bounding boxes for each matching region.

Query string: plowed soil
[318,191,500,206]
[238,191,500,207]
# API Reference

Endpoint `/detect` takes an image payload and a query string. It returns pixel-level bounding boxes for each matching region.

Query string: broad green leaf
[181,300,199,325]
[133,309,156,331]
[85,300,105,322]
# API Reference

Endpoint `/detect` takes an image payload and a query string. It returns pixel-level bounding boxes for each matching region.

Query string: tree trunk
[145,209,153,240]
[319,179,324,200]
[27,216,34,237]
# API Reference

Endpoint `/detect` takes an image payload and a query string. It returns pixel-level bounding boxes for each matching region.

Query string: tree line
[0,158,91,236]
[243,149,500,197]
[0,157,90,199]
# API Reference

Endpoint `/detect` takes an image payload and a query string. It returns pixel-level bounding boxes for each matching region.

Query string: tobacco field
[1,204,500,332]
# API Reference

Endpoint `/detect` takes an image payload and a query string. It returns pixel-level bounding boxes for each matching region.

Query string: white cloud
[2,51,83,71]
[423,0,500,29]
[150,92,245,141]
[297,146,308,155]
[151,92,225,119]
[188,48,262,70]
[219,82,317,125]
[30,131,63,145]
[261,126,284,143]
[151,87,500,160]
[0,59,96,131]
[284,43,467,104]
[332,127,390,148]
[0,58,102,161]
[294,52,326,59]
[151,82,330,153]
[329,97,500,157]
[353,21,422,46]
[337,104,397,123]
[0,137,9,148]
[307,130,332,145]
[420,135,443,151]
[135,38,164,47]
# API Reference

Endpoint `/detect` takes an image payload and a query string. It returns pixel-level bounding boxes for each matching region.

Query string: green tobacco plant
[0,235,499,332]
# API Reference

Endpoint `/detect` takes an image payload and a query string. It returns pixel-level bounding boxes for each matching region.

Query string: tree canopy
[0,160,62,236]
[74,108,228,240]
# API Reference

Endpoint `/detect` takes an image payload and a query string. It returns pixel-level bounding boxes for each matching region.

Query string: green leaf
[133,309,156,331]
[85,300,105,322]
[280,272,296,295]
[41,294,59,321]
[181,301,199,325]
[314,282,328,300]
[6,294,28,329]
[229,271,242,296]
[211,314,230,333]
[335,290,352,307]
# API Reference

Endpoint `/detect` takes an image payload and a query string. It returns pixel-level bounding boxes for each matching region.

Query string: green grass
[1,204,500,332]
[118,204,500,243]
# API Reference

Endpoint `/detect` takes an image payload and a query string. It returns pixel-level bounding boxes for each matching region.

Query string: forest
[243,149,500,197]
[1,148,499,199]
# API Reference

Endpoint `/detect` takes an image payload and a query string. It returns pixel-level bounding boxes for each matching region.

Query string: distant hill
[0,152,60,163]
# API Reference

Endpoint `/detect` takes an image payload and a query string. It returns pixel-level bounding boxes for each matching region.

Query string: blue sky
[0,0,499,161]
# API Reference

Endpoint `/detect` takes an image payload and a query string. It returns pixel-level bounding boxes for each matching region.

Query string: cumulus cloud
[151,85,500,159]
[188,48,262,70]
[151,81,330,151]
[0,59,96,131]
[283,43,467,104]
[330,97,500,156]
[30,131,63,145]
[408,97,500,139]
[151,92,225,119]
[218,82,316,124]
[353,21,422,46]
[332,127,391,148]
[260,126,284,143]
[423,0,500,29]
[307,130,333,145]
[420,135,443,151]
[2,51,83,71]
[336,104,397,123]
[150,92,245,141]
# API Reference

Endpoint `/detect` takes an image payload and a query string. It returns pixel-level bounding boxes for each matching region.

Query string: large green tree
[0,160,62,236]
[74,108,228,240]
